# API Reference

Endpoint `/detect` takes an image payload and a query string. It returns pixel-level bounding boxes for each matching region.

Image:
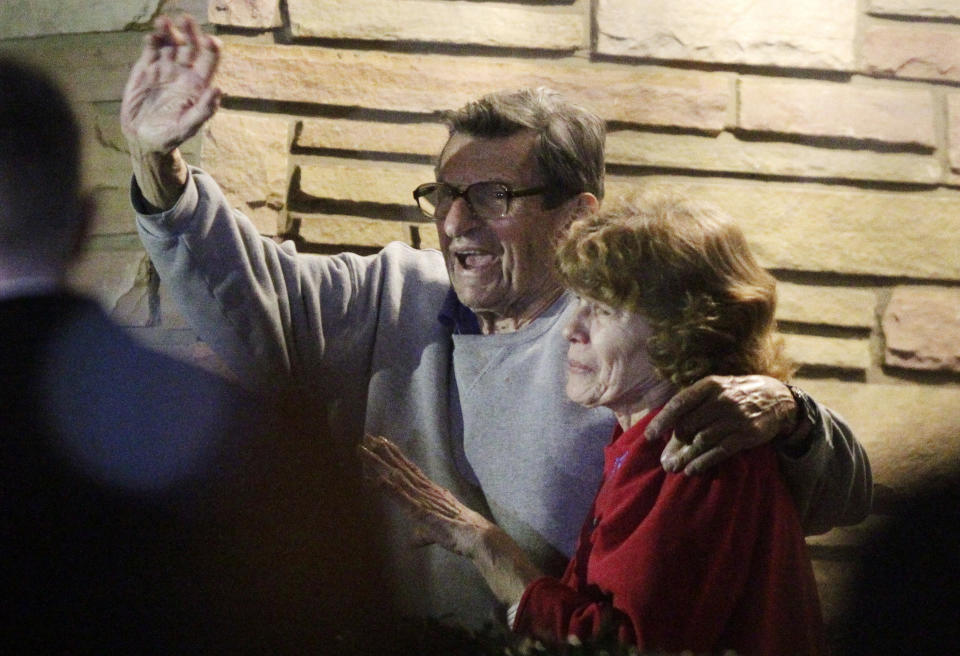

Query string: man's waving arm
[121,15,221,212]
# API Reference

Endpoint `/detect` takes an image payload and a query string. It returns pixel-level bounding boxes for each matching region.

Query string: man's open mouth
[455,250,497,269]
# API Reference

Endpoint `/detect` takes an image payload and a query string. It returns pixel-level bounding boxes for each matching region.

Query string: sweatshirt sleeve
[776,398,873,535]
[132,167,385,390]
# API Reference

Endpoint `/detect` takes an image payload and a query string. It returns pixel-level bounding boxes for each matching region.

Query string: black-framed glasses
[412,181,547,220]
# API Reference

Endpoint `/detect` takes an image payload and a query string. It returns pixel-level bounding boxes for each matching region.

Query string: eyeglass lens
[422,182,509,219]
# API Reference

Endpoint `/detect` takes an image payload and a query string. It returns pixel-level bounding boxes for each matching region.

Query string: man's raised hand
[121,15,222,154]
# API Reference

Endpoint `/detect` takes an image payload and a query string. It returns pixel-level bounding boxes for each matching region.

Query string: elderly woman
[360,191,826,654]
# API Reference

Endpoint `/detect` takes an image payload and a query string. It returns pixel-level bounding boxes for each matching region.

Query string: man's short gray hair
[442,88,605,208]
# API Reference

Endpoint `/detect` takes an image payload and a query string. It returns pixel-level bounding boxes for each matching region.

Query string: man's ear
[573,192,599,218]
[560,192,599,228]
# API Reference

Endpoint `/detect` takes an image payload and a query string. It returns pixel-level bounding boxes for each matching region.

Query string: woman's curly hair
[556,189,794,388]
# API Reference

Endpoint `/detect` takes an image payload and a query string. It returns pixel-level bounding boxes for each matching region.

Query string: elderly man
[122,15,871,626]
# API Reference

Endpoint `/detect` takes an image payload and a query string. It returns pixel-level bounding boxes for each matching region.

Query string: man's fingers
[660,438,712,473]
[683,445,731,476]
[153,15,216,75]
[688,421,740,452]
[122,14,222,151]
[154,16,182,55]
[176,15,204,66]
[194,32,222,84]
[164,15,187,46]
[645,394,692,442]
[660,435,691,472]
[645,379,718,442]
[660,423,736,472]
[133,31,164,72]
[175,35,199,67]
[149,16,172,47]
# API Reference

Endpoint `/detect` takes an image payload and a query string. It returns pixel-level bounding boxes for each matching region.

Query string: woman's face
[563,295,661,413]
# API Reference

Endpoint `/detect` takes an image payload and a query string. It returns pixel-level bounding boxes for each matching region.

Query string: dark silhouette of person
[833,475,960,655]
[0,57,389,654]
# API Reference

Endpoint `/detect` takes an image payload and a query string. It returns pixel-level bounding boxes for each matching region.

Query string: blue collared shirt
[437,288,481,335]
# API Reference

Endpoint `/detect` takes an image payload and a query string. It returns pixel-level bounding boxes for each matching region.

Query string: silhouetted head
[0,58,88,274]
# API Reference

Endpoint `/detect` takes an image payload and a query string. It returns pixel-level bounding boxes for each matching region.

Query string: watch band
[786,384,819,431]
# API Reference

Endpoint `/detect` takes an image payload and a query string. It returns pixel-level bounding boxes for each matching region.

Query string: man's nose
[441,197,481,239]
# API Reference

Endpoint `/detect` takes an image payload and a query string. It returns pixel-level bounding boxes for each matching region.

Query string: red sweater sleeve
[515,575,636,645]
[514,430,825,655]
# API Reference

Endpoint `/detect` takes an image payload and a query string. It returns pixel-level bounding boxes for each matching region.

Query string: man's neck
[476,288,565,335]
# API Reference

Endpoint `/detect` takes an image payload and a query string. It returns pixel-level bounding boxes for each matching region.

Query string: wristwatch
[786,384,818,430]
[779,384,819,456]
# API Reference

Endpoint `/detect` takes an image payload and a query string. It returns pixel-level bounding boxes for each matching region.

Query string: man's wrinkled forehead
[434,129,539,182]
[436,131,472,175]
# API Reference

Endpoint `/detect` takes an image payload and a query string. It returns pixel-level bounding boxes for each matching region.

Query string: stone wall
[2,0,959,640]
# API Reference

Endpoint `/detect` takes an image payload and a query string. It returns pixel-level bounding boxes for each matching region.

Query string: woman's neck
[611,378,676,431]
